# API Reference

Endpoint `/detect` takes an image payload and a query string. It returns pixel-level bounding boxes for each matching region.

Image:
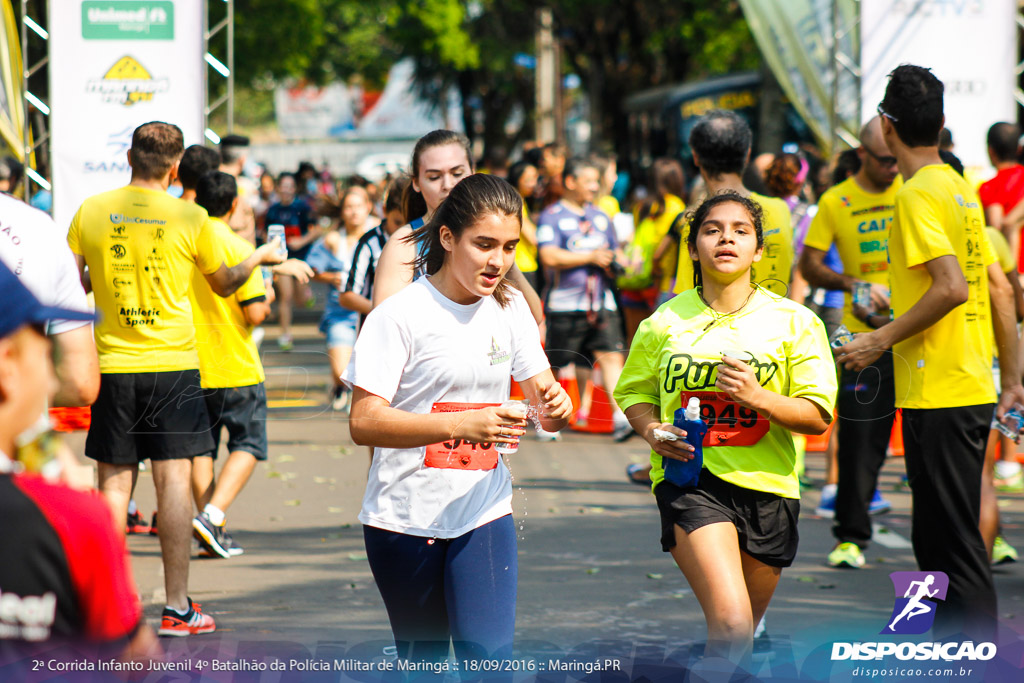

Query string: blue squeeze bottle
[664,397,709,487]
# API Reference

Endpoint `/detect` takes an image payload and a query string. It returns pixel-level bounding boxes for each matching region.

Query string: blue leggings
[363,515,517,664]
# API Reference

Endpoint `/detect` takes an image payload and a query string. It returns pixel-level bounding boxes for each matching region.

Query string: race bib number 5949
[685,392,769,447]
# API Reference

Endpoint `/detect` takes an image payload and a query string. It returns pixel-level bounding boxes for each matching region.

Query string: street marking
[268,399,322,408]
[872,523,913,548]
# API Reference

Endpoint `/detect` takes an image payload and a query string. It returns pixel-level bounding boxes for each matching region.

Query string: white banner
[861,0,1017,170]
[50,0,204,229]
[273,83,357,140]
[355,59,464,139]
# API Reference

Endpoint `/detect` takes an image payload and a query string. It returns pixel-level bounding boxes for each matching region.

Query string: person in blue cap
[0,260,160,663]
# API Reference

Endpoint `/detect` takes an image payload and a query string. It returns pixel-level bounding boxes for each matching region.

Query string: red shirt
[979,165,1024,271]
[0,473,141,644]
[979,165,1024,212]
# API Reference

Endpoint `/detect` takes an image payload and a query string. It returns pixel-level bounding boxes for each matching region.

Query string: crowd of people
[0,62,1022,679]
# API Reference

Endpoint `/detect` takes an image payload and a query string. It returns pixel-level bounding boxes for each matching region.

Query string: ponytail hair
[407,173,522,307]
[402,129,474,221]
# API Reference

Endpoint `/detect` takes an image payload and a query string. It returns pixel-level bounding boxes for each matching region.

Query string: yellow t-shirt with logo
[189,217,267,389]
[985,227,1015,275]
[804,176,903,333]
[888,164,997,409]
[673,192,793,297]
[67,186,220,373]
[614,287,837,498]
[514,205,538,274]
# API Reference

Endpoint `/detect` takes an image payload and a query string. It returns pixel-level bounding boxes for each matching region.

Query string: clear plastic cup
[721,349,753,363]
[495,399,529,455]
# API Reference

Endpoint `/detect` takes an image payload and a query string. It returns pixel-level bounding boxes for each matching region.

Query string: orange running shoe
[158,598,216,637]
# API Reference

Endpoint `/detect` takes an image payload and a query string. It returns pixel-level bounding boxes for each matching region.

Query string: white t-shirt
[342,278,550,538]
[0,193,89,335]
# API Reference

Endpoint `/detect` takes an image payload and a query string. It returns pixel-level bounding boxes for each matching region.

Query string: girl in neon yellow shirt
[614,192,836,667]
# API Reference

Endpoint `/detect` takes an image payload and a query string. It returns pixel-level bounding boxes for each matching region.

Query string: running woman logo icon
[882,571,949,635]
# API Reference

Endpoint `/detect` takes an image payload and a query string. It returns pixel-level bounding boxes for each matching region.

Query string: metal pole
[227,0,234,133]
[855,0,862,133]
[202,0,209,137]
[535,8,556,143]
[21,0,30,200]
[829,0,839,157]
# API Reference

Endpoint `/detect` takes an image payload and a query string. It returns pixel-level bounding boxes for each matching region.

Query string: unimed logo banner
[50,0,204,229]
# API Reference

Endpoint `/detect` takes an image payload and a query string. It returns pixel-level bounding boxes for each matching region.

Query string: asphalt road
[57,327,1024,682]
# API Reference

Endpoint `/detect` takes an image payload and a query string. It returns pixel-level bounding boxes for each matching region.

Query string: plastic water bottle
[992,405,1024,444]
[664,397,709,487]
[267,224,288,258]
[495,399,529,455]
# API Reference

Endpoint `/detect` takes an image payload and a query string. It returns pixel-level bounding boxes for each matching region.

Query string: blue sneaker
[815,484,837,518]
[868,489,892,515]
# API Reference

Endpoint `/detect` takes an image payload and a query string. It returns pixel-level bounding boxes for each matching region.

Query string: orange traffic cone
[571,366,614,434]
[509,380,525,401]
[888,409,904,457]
[804,419,835,452]
[49,406,91,433]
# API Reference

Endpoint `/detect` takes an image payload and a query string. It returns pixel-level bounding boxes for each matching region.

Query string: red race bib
[424,402,501,470]
[684,392,770,447]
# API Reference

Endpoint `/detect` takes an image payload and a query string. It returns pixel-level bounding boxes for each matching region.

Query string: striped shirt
[344,223,388,302]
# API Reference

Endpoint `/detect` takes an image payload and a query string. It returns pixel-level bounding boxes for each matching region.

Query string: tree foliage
[231,0,760,155]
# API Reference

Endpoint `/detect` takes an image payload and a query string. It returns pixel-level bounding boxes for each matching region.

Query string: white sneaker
[535,426,561,441]
[331,387,350,412]
[612,414,635,442]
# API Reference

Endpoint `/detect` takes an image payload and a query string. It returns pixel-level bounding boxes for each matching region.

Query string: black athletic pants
[902,404,997,640]
[833,352,896,548]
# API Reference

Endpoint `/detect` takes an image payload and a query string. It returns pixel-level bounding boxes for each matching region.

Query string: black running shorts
[655,469,800,567]
[201,383,269,461]
[86,369,215,464]
[544,310,626,369]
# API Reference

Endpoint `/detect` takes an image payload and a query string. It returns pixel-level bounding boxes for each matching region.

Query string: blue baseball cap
[0,259,95,339]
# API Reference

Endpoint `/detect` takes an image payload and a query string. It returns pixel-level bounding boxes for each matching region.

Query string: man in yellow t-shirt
[672,111,793,298]
[67,122,284,637]
[838,66,1024,640]
[800,115,902,569]
[188,172,272,560]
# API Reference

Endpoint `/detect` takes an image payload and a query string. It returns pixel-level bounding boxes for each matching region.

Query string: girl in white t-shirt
[343,173,572,665]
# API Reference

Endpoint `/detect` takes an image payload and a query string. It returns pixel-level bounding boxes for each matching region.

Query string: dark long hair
[637,157,686,222]
[407,174,523,307]
[686,191,764,290]
[401,130,474,221]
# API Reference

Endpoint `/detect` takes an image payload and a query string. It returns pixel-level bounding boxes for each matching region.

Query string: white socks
[204,504,226,526]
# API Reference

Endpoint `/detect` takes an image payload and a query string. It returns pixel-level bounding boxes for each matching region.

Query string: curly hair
[764,153,804,198]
